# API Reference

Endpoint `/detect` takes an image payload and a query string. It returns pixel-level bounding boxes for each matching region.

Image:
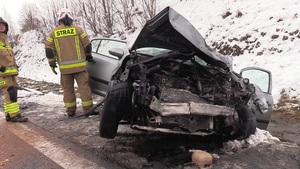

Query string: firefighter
[0,17,28,122]
[45,8,95,117]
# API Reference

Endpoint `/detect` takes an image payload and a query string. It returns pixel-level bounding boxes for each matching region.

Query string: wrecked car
[86,6,273,140]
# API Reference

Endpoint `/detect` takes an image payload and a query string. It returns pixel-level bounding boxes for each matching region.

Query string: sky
[0,0,36,23]
[3,0,300,149]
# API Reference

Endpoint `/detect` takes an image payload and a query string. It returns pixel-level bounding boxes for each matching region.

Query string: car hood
[130,6,231,70]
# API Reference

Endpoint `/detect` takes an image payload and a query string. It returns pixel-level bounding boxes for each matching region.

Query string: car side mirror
[109,48,124,59]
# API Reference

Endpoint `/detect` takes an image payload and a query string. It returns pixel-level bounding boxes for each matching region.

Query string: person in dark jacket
[44,8,95,117]
[0,17,28,122]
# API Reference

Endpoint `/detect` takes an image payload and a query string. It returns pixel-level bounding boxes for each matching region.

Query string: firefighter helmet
[0,17,8,34]
[57,8,73,21]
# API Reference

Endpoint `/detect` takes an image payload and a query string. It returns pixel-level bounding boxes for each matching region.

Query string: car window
[91,39,101,53]
[97,39,127,59]
[241,69,271,93]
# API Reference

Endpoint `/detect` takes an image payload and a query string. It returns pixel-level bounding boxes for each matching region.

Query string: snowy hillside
[15,31,61,84]
[14,0,300,104]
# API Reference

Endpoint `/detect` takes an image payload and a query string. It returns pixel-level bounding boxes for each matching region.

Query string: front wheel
[99,81,132,139]
[233,106,257,140]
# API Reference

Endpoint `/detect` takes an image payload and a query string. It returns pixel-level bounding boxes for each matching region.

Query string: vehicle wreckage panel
[150,101,234,117]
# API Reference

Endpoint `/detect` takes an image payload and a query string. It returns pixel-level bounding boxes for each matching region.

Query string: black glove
[0,66,6,72]
[50,64,57,75]
[86,54,96,63]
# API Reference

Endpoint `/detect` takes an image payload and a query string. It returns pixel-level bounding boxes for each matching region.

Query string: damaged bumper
[150,96,234,117]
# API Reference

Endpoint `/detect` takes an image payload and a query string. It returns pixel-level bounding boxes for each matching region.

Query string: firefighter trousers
[61,70,93,114]
[0,75,21,117]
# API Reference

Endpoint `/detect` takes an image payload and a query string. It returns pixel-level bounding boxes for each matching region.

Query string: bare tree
[38,0,72,33]
[140,0,157,20]
[129,0,158,27]
[73,0,118,37]
[19,3,42,33]
[99,0,116,37]
[115,0,135,31]
[73,0,104,36]
[16,0,158,39]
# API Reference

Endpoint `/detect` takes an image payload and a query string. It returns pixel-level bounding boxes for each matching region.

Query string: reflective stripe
[48,58,55,62]
[81,33,87,38]
[65,101,76,108]
[0,46,12,50]
[0,67,18,75]
[54,28,77,38]
[46,37,53,42]
[5,102,20,114]
[82,100,93,107]
[54,39,62,62]
[59,59,85,65]
[9,107,20,114]
[59,62,86,69]
[0,80,6,86]
[4,102,8,112]
[0,42,12,50]
[75,36,81,59]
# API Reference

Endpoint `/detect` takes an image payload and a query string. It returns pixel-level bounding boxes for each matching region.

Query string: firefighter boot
[5,114,11,122]
[67,111,76,117]
[66,107,76,117]
[10,114,29,122]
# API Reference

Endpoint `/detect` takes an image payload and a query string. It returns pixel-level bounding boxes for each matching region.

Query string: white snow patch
[223,128,280,152]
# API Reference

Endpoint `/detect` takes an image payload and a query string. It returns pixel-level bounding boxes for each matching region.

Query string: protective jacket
[45,24,90,74]
[0,17,24,119]
[0,33,18,77]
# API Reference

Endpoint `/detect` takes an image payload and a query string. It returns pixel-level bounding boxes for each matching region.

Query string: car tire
[235,106,257,140]
[99,81,132,139]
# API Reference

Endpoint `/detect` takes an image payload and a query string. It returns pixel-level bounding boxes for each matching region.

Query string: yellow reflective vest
[0,33,18,77]
[45,24,91,74]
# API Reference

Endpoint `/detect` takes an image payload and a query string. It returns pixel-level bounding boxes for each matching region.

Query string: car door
[86,38,127,96]
[240,66,273,130]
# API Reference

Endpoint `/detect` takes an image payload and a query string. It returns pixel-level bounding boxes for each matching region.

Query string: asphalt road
[0,121,63,169]
[1,114,300,169]
[0,117,120,169]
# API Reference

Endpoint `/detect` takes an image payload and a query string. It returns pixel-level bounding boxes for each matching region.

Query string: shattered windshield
[135,47,209,67]
[194,56,208,66]
[136,47,171,56]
